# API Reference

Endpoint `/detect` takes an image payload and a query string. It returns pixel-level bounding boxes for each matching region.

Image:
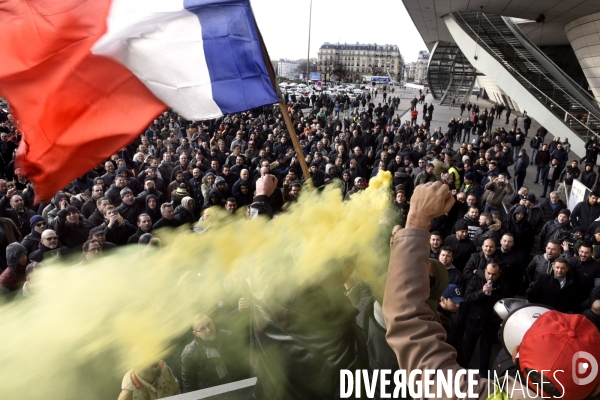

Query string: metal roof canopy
[402,0,600,51]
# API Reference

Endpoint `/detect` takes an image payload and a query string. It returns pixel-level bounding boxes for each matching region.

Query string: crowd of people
[1,88,600,399]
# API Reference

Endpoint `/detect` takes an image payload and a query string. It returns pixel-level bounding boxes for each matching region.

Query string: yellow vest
[448,166,460,189]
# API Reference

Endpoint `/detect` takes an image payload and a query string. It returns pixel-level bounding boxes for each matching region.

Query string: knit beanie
[30,215,46,229]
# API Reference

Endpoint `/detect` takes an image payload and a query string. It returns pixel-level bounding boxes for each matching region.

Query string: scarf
[553,218,570,239]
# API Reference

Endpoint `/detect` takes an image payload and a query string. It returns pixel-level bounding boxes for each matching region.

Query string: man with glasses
[22,216,47,255]
[81,185,104,219]
[181,313,241,392]
[75,239,102,267]
[411,159,427,180]
[30,229,68,262]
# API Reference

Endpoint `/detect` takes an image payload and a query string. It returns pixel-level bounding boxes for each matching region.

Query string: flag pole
[254,22,312,186]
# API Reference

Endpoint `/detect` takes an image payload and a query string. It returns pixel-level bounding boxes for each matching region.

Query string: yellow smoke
[0,172,393,399]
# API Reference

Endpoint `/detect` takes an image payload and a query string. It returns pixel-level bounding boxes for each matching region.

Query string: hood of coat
[180,196,194,211]
[145,194,158,209]
[206,188,223,205]
[6,243,27,274]
[426,258,449,322]
[52,191,69,206]
[513,205,528,221]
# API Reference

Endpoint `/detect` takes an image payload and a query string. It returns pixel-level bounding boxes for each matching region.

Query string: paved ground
[397,92,579,203]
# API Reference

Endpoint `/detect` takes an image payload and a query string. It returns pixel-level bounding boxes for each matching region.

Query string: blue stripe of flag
[183,0,278,114]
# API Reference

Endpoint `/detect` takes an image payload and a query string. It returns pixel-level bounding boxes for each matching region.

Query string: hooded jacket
[508,203,545,233]
[47,192,69,229]
[0,243,27,292]
[144,194,161,224]
[174,197,196,226]
[234,181,253,207]
[203,188,223,210]
[201,174,216,200]
[506,206,535,255]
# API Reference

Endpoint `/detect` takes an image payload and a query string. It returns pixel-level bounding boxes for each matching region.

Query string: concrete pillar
[565,13,600,103]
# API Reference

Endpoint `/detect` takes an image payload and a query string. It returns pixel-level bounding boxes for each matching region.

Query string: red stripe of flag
[0,0,166,202]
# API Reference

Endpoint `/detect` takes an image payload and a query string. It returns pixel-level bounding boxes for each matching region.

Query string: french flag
[0,0,278,201]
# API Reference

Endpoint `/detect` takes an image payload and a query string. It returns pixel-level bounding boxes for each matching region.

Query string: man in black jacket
[0,187,35,237]
[116,188,147,225]
[153,203,179,230]
[29,229,69,262]
[99,205,136,246]
[81,185,105,219]
[528,258,578,313]
[571,191,600,232]
[539,191,567,223]
[438,284,465,367]
[498,233,524,295]
[180,314,242,392]
[463,238,503,284]
[55,206,95,250]
[127,214,153,244]
[440,247,463,289]
[463,263,511,376]
[564,242,600,310]
[442,220,477,272]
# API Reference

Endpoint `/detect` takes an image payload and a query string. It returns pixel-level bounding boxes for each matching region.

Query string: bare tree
[295,60,317,77]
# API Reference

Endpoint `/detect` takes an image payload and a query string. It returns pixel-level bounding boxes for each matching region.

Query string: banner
[568,179,590,211]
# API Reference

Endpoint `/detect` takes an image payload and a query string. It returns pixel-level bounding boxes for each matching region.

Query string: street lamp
[306,0,312,85]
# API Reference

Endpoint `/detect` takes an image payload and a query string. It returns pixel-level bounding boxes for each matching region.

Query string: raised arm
[383,182,490,399]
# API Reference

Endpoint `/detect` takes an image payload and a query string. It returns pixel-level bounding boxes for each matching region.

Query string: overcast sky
[252,0,427,63]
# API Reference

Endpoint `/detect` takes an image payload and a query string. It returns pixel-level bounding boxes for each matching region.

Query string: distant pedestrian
[411,109,418,125]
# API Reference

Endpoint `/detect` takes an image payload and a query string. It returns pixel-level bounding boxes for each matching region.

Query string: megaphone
[497,301,553,356]
[493,298,529,320]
